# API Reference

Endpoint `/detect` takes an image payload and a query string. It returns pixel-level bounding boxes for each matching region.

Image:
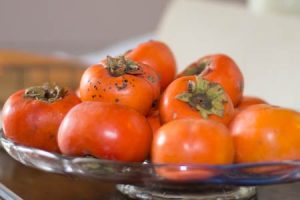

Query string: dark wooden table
[0,150,299,200]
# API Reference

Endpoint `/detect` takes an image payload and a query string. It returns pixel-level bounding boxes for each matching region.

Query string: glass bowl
[1,129,300,199]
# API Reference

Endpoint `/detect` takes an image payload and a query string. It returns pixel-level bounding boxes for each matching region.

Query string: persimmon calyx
[106,55,143,77]
[24,83,67,103]
[176,76,227,118]
[181,59,211,76]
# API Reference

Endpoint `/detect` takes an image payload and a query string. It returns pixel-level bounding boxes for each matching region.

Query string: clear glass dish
[1,129,300,199]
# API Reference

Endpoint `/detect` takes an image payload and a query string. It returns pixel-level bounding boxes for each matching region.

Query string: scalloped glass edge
[1,129,300,186]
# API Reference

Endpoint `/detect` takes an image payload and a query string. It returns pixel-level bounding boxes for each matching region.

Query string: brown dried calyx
[176,76,227,119]
[106,55,143,77]
[24,83,67,103]
[180,59,212,76]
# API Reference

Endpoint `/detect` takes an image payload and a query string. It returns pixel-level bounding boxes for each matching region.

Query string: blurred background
[0,0,300,108]
[0,0,245,54]
[0,0,170,106]
[0,0,169,55]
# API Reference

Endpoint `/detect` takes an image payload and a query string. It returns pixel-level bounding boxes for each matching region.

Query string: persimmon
[230,104,300,163]
[79,56,160,115]
[58,101,152,162]
[152,119,234,180]
[232,96,268,118]
[177,54,244,106]
[75,88,80,98]
[146,109,161,135]
[126,40,177,91]
[236,96,267,110]
[160,76,234,125]
[2,83,81,152]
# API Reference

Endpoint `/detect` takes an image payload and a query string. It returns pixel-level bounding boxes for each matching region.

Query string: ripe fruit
[58,101,152,162]
[2,83,81,152]
[126,40,177,91]
[152,119,234,180]
[160,76,234,125]
[236,96,267,111]
[178,54,244,106]
[79,56,160,115]
[230,104,300,163]
[146,109,161,135]
[232,96,268,119]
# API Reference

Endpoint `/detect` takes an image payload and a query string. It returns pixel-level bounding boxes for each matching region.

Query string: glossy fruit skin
[230,104,300,163]
[160,76,234,125]
[2,90,81,152]
[75,88,80,98]
[58,101,152,162]
[79,60,160,115]
[146,109,161,135]
[233,96,268,119]
[236,96,267,110]
[126,40,177,91]
[178,54,244,106]
[152,119,234,180]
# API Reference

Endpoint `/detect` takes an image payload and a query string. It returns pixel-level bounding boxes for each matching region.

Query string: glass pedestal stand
[116,184,257,200]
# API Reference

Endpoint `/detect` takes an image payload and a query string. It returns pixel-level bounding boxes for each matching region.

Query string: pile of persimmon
[2,40,300,180]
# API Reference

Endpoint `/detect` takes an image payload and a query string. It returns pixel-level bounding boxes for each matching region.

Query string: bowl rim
[1,128,300,170]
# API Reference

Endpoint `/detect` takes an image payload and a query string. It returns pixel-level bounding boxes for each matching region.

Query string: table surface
[0,151,300,200]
